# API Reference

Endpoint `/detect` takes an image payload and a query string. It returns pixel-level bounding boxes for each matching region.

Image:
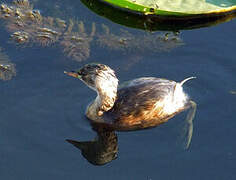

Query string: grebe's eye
[77,69,85,76]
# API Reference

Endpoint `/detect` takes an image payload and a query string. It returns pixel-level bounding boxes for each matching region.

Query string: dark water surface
[0,0,236,179]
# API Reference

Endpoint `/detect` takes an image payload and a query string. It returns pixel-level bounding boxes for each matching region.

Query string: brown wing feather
[102,78,182,130]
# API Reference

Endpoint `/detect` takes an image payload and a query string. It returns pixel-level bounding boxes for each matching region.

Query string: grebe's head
[65,63,118,91]
[65,63,118,115]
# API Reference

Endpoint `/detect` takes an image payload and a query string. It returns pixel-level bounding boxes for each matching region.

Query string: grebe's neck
[87,69,118,118]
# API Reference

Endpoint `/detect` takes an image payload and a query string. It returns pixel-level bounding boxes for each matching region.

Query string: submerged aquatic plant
[0,0,92,61]
[0,0,184,62]
[97,24,184,53]
[60,20,95,61]
[0,47,16,81]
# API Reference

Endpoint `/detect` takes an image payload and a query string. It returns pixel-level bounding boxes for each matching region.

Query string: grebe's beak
[64,71,81,79]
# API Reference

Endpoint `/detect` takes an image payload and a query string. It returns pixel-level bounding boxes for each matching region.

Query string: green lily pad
[102,0,236,16]
[81,0,236,30]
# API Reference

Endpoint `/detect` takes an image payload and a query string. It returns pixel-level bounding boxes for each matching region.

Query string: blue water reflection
[0,0,236,179]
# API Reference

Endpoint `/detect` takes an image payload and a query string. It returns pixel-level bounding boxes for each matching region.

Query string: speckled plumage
[101,77,190,130]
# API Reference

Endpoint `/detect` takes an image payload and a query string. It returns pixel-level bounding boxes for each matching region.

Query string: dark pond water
[0,0,236,179]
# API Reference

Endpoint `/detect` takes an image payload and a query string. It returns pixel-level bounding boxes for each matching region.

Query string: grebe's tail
[180,77,196,86]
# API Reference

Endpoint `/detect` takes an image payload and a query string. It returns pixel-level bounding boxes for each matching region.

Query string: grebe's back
[102,77,189,130]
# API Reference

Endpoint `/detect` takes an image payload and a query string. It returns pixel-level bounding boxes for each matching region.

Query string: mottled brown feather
[93,77,189,131]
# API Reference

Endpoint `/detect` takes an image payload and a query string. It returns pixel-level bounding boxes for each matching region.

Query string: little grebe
[64,63,196,132]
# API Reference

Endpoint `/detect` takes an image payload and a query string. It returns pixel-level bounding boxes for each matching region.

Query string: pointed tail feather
[180,77,196,86]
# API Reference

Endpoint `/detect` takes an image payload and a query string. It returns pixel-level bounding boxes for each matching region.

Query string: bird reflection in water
[66,105,196,166]
[67,126,118,166]
[65,63,197,165]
